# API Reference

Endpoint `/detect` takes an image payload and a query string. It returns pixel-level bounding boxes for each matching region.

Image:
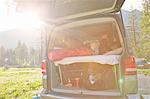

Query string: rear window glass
[49,21,122,56]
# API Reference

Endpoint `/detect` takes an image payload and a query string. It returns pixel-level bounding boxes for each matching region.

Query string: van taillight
[124,56,137,75]
[41,60,46,75]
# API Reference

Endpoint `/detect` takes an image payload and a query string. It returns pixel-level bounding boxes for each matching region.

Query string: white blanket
[55,55,120,66]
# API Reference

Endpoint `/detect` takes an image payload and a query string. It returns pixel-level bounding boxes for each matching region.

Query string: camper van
[40,0,138,98]
[16,0,138,98]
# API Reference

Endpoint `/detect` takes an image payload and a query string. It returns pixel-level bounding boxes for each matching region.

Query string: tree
[21,42,28,65]
[138,0,150,60]
[5,48,14,65]
[0,46,6,66]
[14,41,30,65]
[126,9,141,55]
[0,40,40,67]
[14,40,22,64]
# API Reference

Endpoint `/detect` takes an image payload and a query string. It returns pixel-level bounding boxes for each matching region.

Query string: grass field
[0,67,42,99]
[137,69,150,75]
[0,67,149,99]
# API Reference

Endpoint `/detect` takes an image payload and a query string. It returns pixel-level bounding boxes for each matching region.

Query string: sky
[122,0,143,11]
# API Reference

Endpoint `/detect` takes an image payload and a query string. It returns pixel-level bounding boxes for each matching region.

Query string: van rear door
[16,0,125,21]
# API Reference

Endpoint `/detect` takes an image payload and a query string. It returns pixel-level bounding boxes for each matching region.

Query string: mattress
[55,55,120,66]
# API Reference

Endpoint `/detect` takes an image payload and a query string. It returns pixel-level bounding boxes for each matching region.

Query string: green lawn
[0,67,149,99]
[0,67,42,99]
[137,69,150,75]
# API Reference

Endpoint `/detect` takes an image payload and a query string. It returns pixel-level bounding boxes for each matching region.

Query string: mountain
[0,29,41,49]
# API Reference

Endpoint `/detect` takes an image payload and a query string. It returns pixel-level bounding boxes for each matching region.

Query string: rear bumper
[40,89,125,99]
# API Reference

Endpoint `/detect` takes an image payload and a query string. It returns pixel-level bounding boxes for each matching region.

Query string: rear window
[49,19,122,57]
